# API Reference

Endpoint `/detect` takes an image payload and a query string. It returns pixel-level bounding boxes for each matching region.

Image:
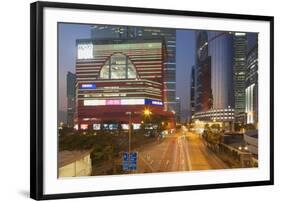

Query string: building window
[100,63,109,79]
[99,53,137,79]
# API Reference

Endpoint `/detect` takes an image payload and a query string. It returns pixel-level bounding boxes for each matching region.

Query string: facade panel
[75,38,174,130]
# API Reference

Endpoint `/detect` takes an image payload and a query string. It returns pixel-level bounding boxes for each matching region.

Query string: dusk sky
[58,23,195,122]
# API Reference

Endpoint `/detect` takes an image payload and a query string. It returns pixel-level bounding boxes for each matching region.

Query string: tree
[211,124,221,132]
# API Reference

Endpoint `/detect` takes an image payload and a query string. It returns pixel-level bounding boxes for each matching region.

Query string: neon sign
[80,83,96,89]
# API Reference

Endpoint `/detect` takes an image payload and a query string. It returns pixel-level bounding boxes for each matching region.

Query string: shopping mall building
[74,38,174,130]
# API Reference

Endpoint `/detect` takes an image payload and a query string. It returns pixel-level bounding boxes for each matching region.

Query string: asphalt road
[135,126,228,173]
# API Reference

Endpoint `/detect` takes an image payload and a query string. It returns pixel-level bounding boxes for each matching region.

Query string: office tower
[195,31,212,113]
[66,72,76,127]
[91,25,176,113]
[193,31,235,125]
[137,28,177,113]
[175,97,181,123]
[208,31,234,110]
[245,38,258,126]
[190,65,196,118]
[233,32,247,124]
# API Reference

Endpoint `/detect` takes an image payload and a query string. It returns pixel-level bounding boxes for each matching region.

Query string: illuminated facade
[195,31,212,113]
[91,26,177,113]
[193,107,234,122]
[66,72,76,127]
[245,44,258,125]
[233,32,247,123]
[193,31,235,128]
[74,38,174,130]
[190,65,196,118]
[175,97,181,123]
[208,31,234,110]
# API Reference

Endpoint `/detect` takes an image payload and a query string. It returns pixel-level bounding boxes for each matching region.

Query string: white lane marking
[139,154,155,172]
[183,135,193,171]
[180,138,187,170]
[172,138,179,171]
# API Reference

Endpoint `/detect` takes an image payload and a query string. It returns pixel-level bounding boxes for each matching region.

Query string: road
[135,126,228,173]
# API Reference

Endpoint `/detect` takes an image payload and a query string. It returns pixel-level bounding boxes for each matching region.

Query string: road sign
[122,151,138,171]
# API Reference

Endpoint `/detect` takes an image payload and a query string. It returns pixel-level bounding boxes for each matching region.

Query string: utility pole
[126,111,132,171]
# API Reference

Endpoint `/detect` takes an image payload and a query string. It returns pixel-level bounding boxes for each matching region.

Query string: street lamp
[125,112,133,155]
[143,108,152,117]
[125,111,133,172]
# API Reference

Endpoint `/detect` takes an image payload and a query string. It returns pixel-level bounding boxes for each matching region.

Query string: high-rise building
[245,43,258,126]
[194,31,212,113]
[91,25,176,113]
[190,65,196,119]
[66,72,76,127]
[233,32,247,124]
[193,31,235,125]
[74,38,174,130]
[175,97,181,123]
[137,28,176,113]
[91,25,136,39]
[208,32,234,110]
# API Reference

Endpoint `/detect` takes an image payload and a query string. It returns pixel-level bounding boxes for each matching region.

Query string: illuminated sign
[84,99,145,106]
[83,99,163,106]
[80,83,96,89]
[84,100,106,106]
[121,99,145,105]
[106,99,121,105]
[80,124,88,130]
[133,124,141,130]
[93,124,101,130]
[145,99,163,106]
[235,32,246,36]
[121,124,129,130]
[77,43,93,59]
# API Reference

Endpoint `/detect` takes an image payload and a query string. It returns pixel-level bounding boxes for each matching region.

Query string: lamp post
[128,112,132,159]
[125,109,151,172]
[125,111,132,171]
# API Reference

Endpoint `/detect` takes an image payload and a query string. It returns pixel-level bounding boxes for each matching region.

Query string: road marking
[183,137,193,171]
[139,154,155,172]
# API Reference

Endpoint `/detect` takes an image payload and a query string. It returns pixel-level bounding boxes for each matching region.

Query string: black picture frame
[30,1,274,200]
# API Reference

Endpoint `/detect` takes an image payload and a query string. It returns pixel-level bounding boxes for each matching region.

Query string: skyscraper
[195,31,212,113]
[175,97,181,123]
[233,32,247,124]
[193,31,235,126]
[208,31,234,110]
[90,25,176,113]
[190,65,196,119]
[66,72,76,127]
[245,41,258,126]
[137,28,176,113]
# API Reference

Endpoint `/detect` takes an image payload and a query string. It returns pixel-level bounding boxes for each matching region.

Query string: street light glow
[144,108,152,116]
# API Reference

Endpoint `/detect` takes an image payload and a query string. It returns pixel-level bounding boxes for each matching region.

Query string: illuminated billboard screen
[77,43,93,59]
[80,83,96,89]
[83,99,163,106]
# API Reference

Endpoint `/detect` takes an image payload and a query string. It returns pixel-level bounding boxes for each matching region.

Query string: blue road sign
[122,151,138,171]
[123,152,129,161]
